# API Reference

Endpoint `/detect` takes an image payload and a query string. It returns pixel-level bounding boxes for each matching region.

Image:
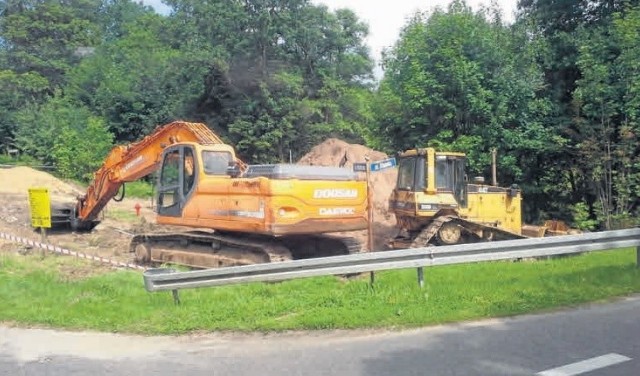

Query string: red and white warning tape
[0,231,145,270]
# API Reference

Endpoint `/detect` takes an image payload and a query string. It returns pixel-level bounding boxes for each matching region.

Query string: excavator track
[280,234,363,259]
[130,231,363,269]
[130,231,293,269]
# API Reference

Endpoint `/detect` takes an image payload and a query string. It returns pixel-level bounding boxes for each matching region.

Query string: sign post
[28,187,52,256]
[354,157,399,286]
[363,156,375,287]
[365,160,374,254]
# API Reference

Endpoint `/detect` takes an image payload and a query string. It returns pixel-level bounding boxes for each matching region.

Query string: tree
[0,0,104,147]
[2,0,377,168]
[515,0,640,227]
[12,94,113,179]
[166,0,375,162]
[67,12,197,140]
[572,5,640,228]
[378,1,555,194]
[0,0,101,90]
[0,70,49,152]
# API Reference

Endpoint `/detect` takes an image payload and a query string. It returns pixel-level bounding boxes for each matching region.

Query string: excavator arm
[73,121,245,230]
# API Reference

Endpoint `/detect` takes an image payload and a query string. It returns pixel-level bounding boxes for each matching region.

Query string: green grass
[105,208,143,222]
[0,249,639,334]
[123,180,154,199]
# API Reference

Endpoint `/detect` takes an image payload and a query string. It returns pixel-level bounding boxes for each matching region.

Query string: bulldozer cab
[393,148,468,214]
[390,147,525,247]
[434,153,467,208]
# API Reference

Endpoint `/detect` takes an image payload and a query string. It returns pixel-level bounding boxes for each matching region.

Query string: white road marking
[537,353,632,376]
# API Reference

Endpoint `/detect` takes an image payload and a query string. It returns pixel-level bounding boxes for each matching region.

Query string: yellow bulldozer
[388,147,577,249]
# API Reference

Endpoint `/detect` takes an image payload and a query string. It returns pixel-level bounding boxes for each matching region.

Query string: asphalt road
[1,295,639,376]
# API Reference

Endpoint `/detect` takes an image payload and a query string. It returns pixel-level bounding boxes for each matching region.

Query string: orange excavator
[50,121,368,268]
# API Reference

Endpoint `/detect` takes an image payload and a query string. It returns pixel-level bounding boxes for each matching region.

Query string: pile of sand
[297,138,398,250]
[0,166,81,200]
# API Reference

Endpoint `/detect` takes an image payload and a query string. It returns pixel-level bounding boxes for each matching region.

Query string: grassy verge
[0,249,639,334]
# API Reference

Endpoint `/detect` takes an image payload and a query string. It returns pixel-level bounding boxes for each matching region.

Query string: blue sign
[370,157,397,172]
[352,163,367,172]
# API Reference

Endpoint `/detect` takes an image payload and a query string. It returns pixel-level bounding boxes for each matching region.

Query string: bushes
[13,95,114,182]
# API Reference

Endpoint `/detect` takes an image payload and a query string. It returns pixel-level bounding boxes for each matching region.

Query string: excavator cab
[156,143,239,217]
[389,147,524,249]
[157,145,196,217]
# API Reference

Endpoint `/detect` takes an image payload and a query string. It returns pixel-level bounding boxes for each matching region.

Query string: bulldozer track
[451,217,528,242]
[409,215,454,248]
[408,215,527,250]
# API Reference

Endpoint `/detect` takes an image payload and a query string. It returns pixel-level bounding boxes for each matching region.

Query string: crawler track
[130,231,363,269]
[392,215,527,249]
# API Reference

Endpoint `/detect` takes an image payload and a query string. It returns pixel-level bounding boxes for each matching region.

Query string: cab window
[202,151,232,175]
[397,156,425,191]
[183,148,196,195]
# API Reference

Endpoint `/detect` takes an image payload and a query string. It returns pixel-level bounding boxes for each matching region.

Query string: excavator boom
[73,121,246,229]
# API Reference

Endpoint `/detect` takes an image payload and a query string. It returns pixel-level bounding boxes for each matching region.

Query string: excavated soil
[0,166,156,270]
[0,137,398,271]
[297,138,398,251]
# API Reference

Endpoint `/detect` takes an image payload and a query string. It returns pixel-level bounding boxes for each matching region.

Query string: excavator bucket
[48,202,76,230]
[48,201,99,231]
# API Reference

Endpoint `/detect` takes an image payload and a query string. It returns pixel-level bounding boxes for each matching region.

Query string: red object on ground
[134,203,141,216]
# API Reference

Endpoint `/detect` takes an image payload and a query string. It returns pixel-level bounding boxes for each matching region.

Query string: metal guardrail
[143,228,640,298]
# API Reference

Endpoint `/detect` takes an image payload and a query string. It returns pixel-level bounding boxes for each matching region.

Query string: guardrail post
[172,289,180,305]
[417,267,424,288]
[637,246,639,269]
[369,271,375,287]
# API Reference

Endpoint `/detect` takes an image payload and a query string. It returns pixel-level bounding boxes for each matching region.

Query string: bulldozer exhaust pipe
[491,148,497,186]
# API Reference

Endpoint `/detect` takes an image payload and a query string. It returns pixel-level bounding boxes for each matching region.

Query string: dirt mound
[297,138,389,168]
[297,138,398,251]
[0,166,81,200]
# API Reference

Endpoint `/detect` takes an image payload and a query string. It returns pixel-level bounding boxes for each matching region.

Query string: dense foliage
[376,0,640,228]
[0,0,638,228]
